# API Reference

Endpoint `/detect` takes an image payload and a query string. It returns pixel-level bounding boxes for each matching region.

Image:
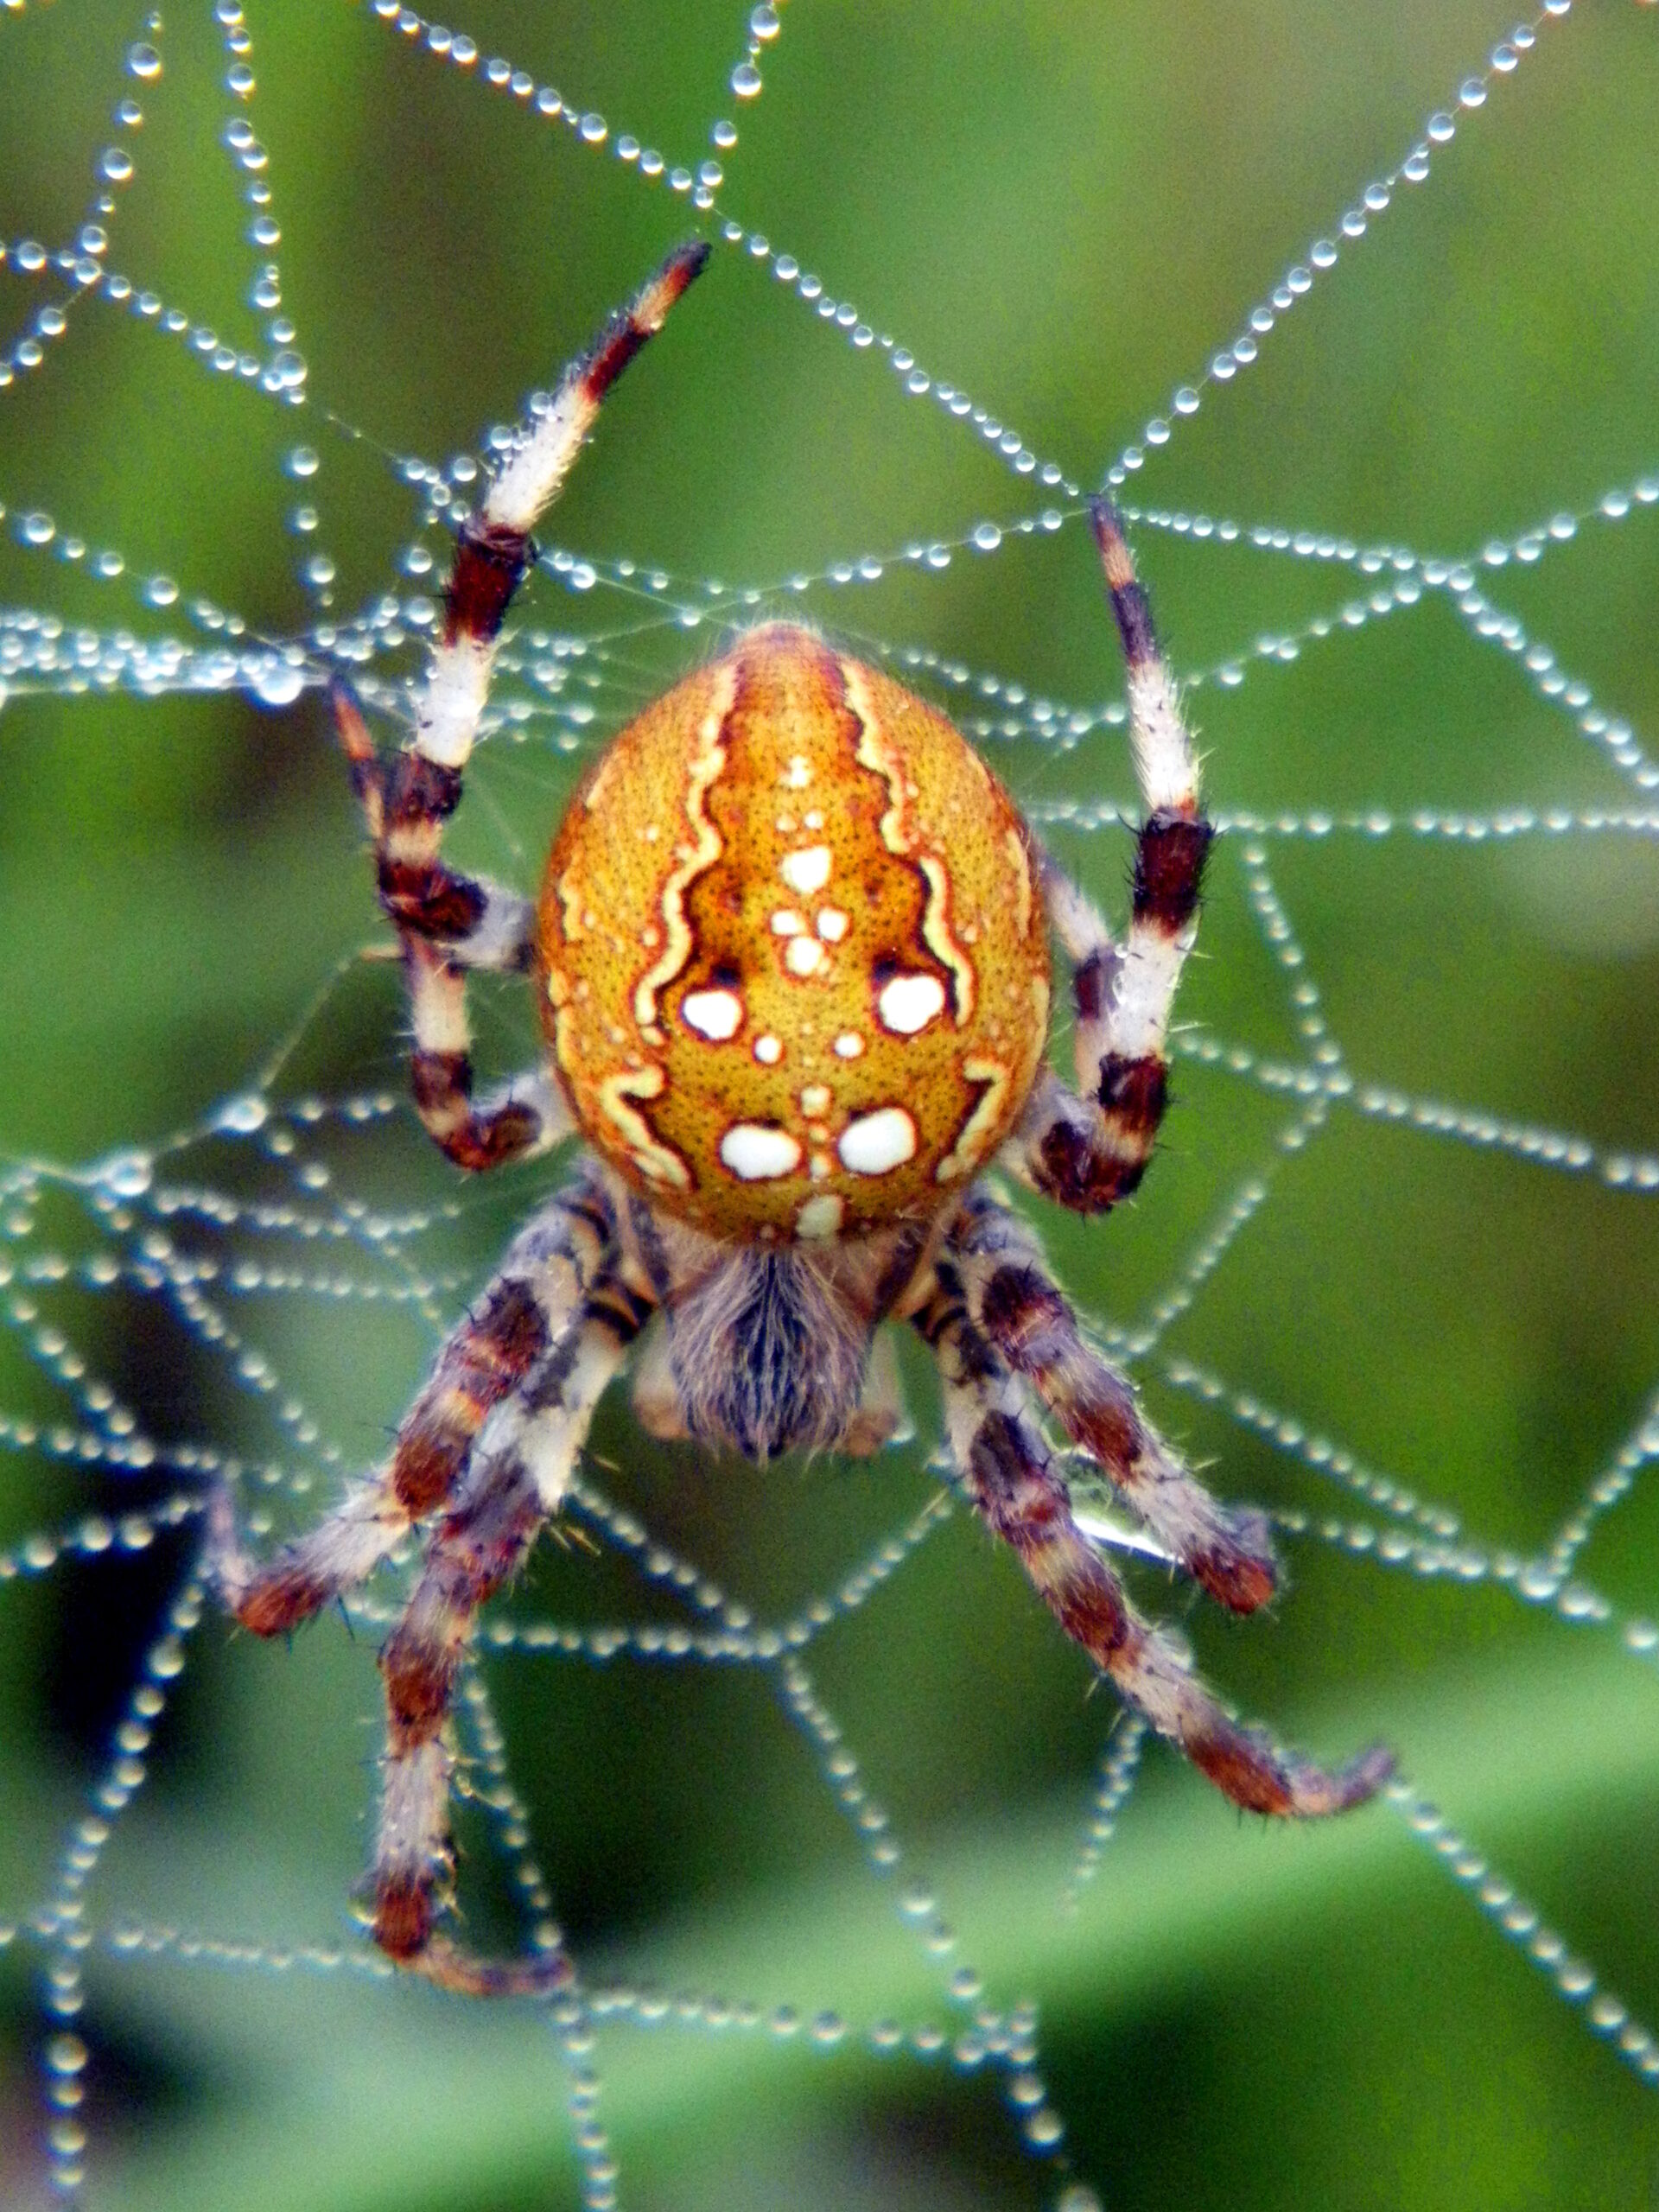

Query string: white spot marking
[770,909,805,936]
[833,1032,865,1059]
[784,754,812,790]
[795,1193,844,1240]
[799,1084,831,1116]
[753,1033,783,1065]
[816,906,849,942]
[780,844,832,895]
[719,1123,803,1181]
[838,1107,918,1176]
[877,973,946,1036]
[681,988,744,1041]
[785,937,826,977]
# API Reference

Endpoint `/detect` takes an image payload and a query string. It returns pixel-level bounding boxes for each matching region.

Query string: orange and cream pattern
[538,623,1051,1241]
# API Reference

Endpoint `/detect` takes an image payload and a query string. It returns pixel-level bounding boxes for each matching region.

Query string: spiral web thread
[1,0,1656,2203]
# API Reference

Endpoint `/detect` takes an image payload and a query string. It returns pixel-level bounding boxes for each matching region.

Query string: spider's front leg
[340,241,710,1172]
[946,1190,1275,1611]
[1008,499,1212,1216]
[914,1269,1392,1818]
[334,684,569,1170]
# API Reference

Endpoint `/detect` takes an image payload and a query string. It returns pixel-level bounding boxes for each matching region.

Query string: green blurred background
[3,2,1658,2206]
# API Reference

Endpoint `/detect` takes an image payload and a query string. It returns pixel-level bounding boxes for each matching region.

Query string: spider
[213,241,1392,1998]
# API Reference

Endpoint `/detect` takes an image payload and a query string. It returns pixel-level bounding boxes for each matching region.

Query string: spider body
[215,243,1390,1999]
[537,621,1049,1243]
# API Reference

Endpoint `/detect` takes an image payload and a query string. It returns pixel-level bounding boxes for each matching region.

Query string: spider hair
[664,1245,871,1461]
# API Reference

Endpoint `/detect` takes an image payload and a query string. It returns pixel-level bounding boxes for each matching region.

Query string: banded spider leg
[337,240,709,1172]
[213,245,709,1988]
[914,1260,1392,1815]
[213,1173,655,1993]
[919,500,1390,1815]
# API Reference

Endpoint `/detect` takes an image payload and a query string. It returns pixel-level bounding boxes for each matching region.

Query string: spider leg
[214,1171,620,1635]
[373,1267,651,1994]
[913,1268,1391,1817]
[344,241,710,1171]
[1008,499,1213,1214]
[946,1190,1275,1611]
[626,1312,686,1441]
[838,1328,910,1457]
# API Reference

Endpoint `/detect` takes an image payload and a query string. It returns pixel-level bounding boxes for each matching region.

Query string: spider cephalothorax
[215,242,1390,1999]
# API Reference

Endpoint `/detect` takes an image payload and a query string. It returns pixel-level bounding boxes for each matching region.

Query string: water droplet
[128,41,162,79]
[751,3,780,35]
[269,347,307,390]
[1458,78,1486,108]
[250,659,305,708]
[98,1150,154,1199]
[215,1095,269,1136]
[731,60,762,97]
[287,444,319,480]
[144,575,179,607]
[712,118,738,149]
[20,512,55,546]
[971,523,1002,552]
[45,2034,89,2078]
[100,148,135,184]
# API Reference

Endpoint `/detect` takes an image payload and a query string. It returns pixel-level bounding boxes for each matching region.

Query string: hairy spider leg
[340,240,711,1172]
[372,1258,652,1994]
[217,1174,620,1637]
[335,685,572,1171]
[916,1269,1394,1817]
[946,1190,1276,1611]
[1012,499,1214,1213]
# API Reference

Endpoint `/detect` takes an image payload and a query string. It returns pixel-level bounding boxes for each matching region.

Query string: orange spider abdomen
[536,623,1050,1242]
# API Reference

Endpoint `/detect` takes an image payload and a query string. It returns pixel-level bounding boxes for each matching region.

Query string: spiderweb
[2,1,1657,2205]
